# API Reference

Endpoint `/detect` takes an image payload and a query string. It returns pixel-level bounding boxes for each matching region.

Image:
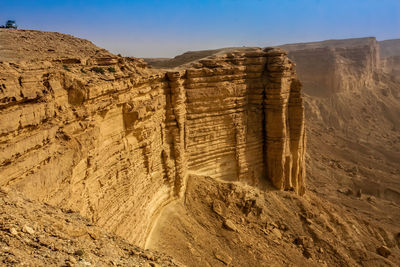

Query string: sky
[1,0,400,58]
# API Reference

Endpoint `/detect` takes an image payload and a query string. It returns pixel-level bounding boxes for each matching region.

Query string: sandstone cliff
[146,37,400,266]
[275,37,400,265]
[380,39,400,81]
[2,30,400,266]
[280,37,380,97]
[280,37,400,200]
[165,48,305,195]
[0,30,305,246]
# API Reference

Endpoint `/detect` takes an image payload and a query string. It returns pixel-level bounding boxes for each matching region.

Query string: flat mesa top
[144,47,264,69]
[279,37,379,52]
[0,29,112,62]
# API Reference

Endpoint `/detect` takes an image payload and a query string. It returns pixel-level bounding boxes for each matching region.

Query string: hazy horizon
[2,0,400,58]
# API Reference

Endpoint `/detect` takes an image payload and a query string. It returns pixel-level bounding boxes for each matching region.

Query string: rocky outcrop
[165,48,306,195]
[0,31,305,246]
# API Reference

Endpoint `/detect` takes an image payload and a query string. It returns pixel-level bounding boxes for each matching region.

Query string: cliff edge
[1,30,399,267]
[0,29,305,247]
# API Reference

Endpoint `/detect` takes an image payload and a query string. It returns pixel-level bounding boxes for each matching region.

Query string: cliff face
[279,37,400,225]
[0,30,305,246]
[146,38,400,266]
[280,38,400,133]
[0,57,171,245]
[380,39,400,81]
[166,48,305,195]
[280,37,379,97]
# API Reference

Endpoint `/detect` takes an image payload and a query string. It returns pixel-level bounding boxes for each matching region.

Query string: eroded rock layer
[167,48,306,195]
[0,57,172,245]
[280,37,380,97]
[0,33,305,245]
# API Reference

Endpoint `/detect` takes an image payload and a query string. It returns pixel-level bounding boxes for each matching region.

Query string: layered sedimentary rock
[0,57,172,245]
[280,37,400,204]
[280,37,380,97]
[167,48,305,194]
[380,39,400,81]
[0,31,305,245]
[280,37,400,132]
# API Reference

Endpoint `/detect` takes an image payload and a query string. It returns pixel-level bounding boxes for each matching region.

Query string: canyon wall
[279,37,400,132]
[172,48,306,194]
[280,37,400,205]
[280,37,379,97]
[380,39,400,81]
[0,31,305,245]
[0,56,172,245]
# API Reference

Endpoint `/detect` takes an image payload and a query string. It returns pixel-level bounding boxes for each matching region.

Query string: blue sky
[1,0,399,57]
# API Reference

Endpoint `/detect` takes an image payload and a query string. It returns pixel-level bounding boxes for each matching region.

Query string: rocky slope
[0,29,305,250]
[0,187,179,266]
[278,37,400,265]
[147,175,399,266]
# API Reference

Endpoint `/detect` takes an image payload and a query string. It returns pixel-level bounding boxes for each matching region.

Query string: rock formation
[146,37,400,266]
[280,37,380,97]
[279,37,400,258]
[2,31,400,266]
[165,48,306,195]
[380,39,400,81]
[0,30,305,246]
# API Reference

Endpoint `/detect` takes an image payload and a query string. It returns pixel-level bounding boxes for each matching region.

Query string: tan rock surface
[278,37,400,265]
[4,30,398,266]
[0,52,171,246]
[165,47,306,195]
[0,29,305,249]
[146,37,400,266]
[280,37,400,205]
[380,39,400,81]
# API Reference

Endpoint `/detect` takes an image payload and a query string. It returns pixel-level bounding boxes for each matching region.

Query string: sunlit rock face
[0,31,305,245]
[168,48,306,196]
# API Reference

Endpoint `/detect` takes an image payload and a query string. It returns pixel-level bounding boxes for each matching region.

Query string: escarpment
[0,31,305,246]
[280,37,400,216]
[166,48,305,194]
[380,39,400,81]
[0,57,172,245]
[280,37,380,97]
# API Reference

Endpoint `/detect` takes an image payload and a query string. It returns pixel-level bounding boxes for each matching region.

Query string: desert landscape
[0,3,400,266]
